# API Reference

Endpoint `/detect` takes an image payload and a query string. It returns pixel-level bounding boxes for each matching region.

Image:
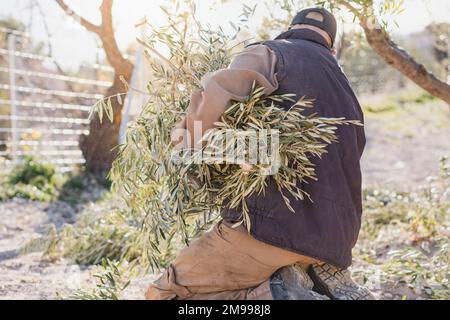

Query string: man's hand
[240,163,253,172]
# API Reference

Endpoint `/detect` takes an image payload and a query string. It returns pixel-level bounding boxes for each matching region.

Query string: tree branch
[335,0,362,19]
[100,0,114,36]
[53,0,134,173]
[359,18,450,104]
[35,0,83,103]
[54,0,102,35]
[97,0,132,76]
[337,0,450,105]
[54,0,133,79]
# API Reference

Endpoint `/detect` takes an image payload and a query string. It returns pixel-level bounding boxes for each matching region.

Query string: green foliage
[39,201,135,264]
[103,3,238,273]
[408,92,437,105]
[30,193,175,272]
[0,157,109,206]
[359,89,449,143]
[384,237,449,299]
[61,174,85,190]
[0,157,57,202]
[57,173,88,206]
[9,156,56,186]
[0,184,54,202]
[354,156,450,299]
[364,103,397,114]
[258,0,406,37]
[65,259,130,300]
[362,89,441,116]
[179,86,360,231]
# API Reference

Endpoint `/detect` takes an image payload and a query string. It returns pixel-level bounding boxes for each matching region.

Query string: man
[146,7,374,300]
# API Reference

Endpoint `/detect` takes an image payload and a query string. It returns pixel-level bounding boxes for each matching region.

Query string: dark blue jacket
[221,29,366,268]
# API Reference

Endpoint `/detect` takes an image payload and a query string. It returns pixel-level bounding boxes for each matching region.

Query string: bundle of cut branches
[176,82,361,231]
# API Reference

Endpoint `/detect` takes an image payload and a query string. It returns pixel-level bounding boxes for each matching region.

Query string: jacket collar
[274,28,331,50]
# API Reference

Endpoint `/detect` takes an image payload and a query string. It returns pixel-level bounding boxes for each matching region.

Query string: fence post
[118,47,142,145]
[7,33,19,163]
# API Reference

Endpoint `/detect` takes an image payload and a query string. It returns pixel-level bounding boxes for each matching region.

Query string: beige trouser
[146,220,320,300]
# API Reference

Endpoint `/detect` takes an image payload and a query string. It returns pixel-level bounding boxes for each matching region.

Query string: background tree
[55,0,134,175]
[331,0,450,104]
[259,0,450,104]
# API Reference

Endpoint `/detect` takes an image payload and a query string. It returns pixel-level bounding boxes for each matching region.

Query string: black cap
[290,7,337,47]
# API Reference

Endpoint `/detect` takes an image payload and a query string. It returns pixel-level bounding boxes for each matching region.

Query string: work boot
[307,263,376,300]
[270,264,329,300]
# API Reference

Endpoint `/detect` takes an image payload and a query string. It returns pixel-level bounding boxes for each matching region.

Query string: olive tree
[262,0,450,104]
[55,0,134,174]
[333,0,449,104]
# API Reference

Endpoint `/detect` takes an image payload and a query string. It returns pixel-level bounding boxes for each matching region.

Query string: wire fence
[0,28,113,173]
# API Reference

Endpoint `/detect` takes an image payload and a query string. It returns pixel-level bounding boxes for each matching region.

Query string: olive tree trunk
[80,73,131,174]
[55,0,134,174]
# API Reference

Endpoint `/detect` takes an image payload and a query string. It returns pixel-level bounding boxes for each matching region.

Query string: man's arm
[172,44,279,149]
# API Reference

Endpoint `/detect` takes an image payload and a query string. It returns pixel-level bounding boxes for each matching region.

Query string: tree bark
[360,16,450,105]
[55,0,134,175]
[80,74,130,174]
[335,0,450,105]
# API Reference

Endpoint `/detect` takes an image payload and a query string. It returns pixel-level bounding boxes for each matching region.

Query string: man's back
[222,28,366,269]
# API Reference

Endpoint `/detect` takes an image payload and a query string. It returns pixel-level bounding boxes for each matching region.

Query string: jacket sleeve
[171,44,279,150]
